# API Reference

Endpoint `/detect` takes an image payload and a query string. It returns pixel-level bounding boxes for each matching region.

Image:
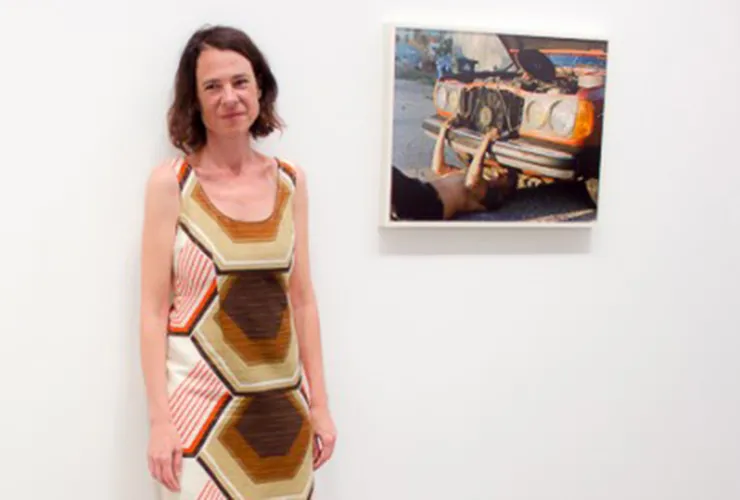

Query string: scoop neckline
[187,156,282,225]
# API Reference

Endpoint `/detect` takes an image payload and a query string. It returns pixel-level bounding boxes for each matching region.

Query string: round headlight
[549,100,577,136]
[525,100,548,128]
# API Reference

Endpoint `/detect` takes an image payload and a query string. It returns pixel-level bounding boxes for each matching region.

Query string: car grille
[457,86,524,135]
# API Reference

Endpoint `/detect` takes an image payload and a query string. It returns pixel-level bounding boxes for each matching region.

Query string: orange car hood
[497,33,607,57]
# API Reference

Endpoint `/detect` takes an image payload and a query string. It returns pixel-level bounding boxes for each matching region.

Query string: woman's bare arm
[139,161,180,426]
[289,164,329,409]
[288,164,336,469]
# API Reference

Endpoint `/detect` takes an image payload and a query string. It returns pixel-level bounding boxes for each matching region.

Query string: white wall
[1,0,739,499]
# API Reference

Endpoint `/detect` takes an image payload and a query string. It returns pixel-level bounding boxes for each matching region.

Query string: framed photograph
[380,23,609,228]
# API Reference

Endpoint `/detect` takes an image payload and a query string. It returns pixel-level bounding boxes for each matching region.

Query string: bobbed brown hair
[167,25,283,154]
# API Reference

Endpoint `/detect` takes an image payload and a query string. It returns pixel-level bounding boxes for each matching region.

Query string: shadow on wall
[378,226,594,256]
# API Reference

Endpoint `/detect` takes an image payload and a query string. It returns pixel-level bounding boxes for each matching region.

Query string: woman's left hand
[310,405,337,469]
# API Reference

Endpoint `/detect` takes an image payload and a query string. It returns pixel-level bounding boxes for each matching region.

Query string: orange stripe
[509,48,606,57]
[180,376,223,443]
[277,158,297,181]
[175,158,189,184]
[169,279,216,333]
[172,251,213,325]
[184,393,230,455]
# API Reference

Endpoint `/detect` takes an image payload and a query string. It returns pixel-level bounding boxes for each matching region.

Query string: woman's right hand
[147,421,183,492]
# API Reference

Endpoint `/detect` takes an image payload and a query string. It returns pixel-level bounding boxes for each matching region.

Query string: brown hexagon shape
[219,392,312,483]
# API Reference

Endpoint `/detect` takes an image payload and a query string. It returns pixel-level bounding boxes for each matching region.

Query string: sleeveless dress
[161,156,314,500]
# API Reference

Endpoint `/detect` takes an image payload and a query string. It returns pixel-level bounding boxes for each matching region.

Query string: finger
[315,448,329,469]
[153,459,165,487]
[313,435,323,468]
[167,456,180,492]
[321,434,336,464]
[314,449,325,469]
[159,457,176,491]
[173,450,183,489]
[314,435,335,469]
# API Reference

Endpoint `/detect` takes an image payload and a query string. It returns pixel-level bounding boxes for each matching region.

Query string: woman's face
[195,47,262,139]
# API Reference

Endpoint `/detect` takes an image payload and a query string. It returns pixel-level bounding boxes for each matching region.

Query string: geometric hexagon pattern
[235,392,304,459]
[161,157,314,499]
[221,271,287,341]
[194,275,301,394]
[199,389,314,498]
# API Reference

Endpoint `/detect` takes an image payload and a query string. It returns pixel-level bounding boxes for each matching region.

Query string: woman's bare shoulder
[146,158,182,196]
[142,158,183,220]
[276,157,307,185]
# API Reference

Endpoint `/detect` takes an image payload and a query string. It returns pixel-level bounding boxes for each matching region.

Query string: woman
[139,25,336,499]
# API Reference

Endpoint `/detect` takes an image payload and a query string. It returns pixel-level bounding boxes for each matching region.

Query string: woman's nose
[222,84,237,103]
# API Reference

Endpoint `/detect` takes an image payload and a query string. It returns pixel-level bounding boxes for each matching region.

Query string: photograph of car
[383,25,609,226]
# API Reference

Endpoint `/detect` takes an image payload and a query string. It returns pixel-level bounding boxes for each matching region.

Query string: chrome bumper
[422,115,577,180]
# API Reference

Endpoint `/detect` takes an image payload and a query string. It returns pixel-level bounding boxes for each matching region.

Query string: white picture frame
[379,22,609,229]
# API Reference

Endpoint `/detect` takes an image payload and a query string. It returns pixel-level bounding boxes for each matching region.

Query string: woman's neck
[199,135,261,175]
